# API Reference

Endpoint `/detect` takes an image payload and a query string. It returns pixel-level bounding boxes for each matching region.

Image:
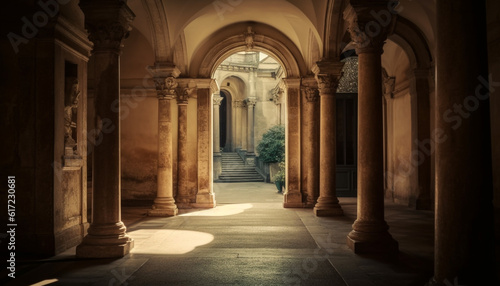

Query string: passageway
[5,183,433,286]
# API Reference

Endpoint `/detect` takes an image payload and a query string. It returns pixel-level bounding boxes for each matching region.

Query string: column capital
[312,61,345,95]
[271,85,284,105]
[303,87,320,102]
[234,100,246,108]
[79,0,135,52]
[343,1,398,54]
[175,79,197,104]
[246,97,257,107]
[213,94,224,106]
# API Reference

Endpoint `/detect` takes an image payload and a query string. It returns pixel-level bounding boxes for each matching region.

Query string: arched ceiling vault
[130,0,327,74]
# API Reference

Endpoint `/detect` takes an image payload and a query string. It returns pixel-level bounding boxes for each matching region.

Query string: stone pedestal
[76,0,135,258]
[344,2,398,254]
[312,62,344,216]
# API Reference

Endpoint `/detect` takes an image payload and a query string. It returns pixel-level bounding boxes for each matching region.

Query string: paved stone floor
[2,182,434,285]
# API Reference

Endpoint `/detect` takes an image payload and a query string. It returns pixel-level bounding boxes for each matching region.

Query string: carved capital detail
[304,87,320,102]
[154,76,178,99]
[213,95,224,106]
[79,1,135,52]
[312,61,345,96]
[246,97,257,107]
[343,2,398,54]
[234,100,245,108]
[177,87,196,105]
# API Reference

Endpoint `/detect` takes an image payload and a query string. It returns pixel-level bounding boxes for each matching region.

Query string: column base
[76,239,134,258]
[148,208,178,216]
[76,222,134,258]
[313,197,343,216]
[314,206,343,216]
[193,193,216,208]
[148,197,178,216]
[283,192,303,208]
[346,230,399,255]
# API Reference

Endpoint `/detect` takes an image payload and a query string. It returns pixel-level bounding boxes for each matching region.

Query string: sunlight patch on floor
[130,229,214,255]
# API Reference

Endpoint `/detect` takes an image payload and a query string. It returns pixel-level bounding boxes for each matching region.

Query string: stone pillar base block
[148,208,178,216]
[76,239,134,258]
[346,233,399,255]
[314,207,343,217]
[176,203,192,209]
[194,193,216,208]
[283,192,303,208]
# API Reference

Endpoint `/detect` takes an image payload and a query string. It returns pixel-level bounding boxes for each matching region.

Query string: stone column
[213,94,223,180]
[344,2,398,254]
[246,97,257,164]
[283,79,303,208]
[241,102,248,152]
[234,100,243,150]
[301,80,320,208]
[76,0,135,258]
[194,79,217,208]
[431,0,495,284]
[148,69,180,216]
[312,61,345,216]
[176,84,195,208]
[411,68,432,210]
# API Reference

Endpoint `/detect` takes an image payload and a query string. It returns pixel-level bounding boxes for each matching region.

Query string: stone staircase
[216,152,264,182]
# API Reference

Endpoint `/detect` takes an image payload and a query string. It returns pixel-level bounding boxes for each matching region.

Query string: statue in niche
[64,78,80,155]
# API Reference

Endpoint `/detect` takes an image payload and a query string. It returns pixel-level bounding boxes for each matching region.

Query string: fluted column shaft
[312,63,344,216]
[344,1,398,254]
[76,0,134,258]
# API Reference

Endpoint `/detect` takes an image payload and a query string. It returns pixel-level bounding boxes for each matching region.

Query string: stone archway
[191,23,309,207]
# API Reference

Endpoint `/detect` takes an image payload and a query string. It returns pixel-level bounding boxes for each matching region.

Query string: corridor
[4,183,433,286]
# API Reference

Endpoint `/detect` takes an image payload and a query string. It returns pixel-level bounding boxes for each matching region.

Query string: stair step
[218,152,263,182]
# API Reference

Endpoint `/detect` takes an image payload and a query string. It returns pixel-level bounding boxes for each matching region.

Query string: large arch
[191,22,307,78]
[191,23,306,207]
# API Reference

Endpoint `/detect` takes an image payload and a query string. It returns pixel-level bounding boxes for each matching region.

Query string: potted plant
[273,161,285,193]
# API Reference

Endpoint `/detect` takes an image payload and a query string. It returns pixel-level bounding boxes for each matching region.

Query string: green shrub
[256,125,285,163]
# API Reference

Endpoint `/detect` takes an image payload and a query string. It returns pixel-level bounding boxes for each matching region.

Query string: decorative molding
[243,26,255,51]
